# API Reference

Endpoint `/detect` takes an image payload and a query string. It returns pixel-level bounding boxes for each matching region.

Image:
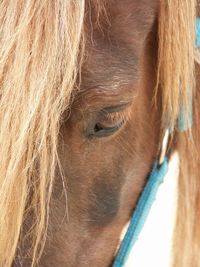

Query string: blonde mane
[0,1,199,266]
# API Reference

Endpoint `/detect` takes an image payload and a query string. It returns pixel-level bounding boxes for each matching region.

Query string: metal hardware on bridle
[112,18,200,267]
[158,129,170,166]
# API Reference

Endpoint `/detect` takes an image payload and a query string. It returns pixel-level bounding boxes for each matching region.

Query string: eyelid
[100,102,132,114]
[99,102,132,124]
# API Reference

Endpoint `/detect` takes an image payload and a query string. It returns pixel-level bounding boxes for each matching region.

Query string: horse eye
[92,121,123,137]
[87,110,127,138]
[85,103,130,138]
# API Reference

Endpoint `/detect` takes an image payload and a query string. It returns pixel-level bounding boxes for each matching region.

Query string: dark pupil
[94,123,104,132]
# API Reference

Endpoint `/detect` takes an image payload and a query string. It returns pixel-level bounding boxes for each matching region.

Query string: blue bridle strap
[113,18,200,267]
[196,17,200,48]
[113,158,168,267]
[178,17,200,131]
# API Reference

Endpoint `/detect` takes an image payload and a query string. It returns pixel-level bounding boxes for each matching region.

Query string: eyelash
[103,110,128,124]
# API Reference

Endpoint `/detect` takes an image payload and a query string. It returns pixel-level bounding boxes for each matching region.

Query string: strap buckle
[158,129,170,165]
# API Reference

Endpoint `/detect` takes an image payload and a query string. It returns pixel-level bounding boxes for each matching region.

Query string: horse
[0,0,199,266]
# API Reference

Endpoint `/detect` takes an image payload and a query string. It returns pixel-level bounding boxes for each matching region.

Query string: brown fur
[38,2,160,266]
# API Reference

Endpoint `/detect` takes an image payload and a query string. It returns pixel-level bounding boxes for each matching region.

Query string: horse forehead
[85,0,158,49]
[81,0,158,97]
[108,0,159,13]
[108,0,158,37]
[107,0,158,22]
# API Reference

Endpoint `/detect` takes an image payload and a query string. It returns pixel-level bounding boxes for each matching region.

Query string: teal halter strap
[112,18,200,267]
[196,17,200,48]
[113,158,168,267]
[178,17,200,131]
